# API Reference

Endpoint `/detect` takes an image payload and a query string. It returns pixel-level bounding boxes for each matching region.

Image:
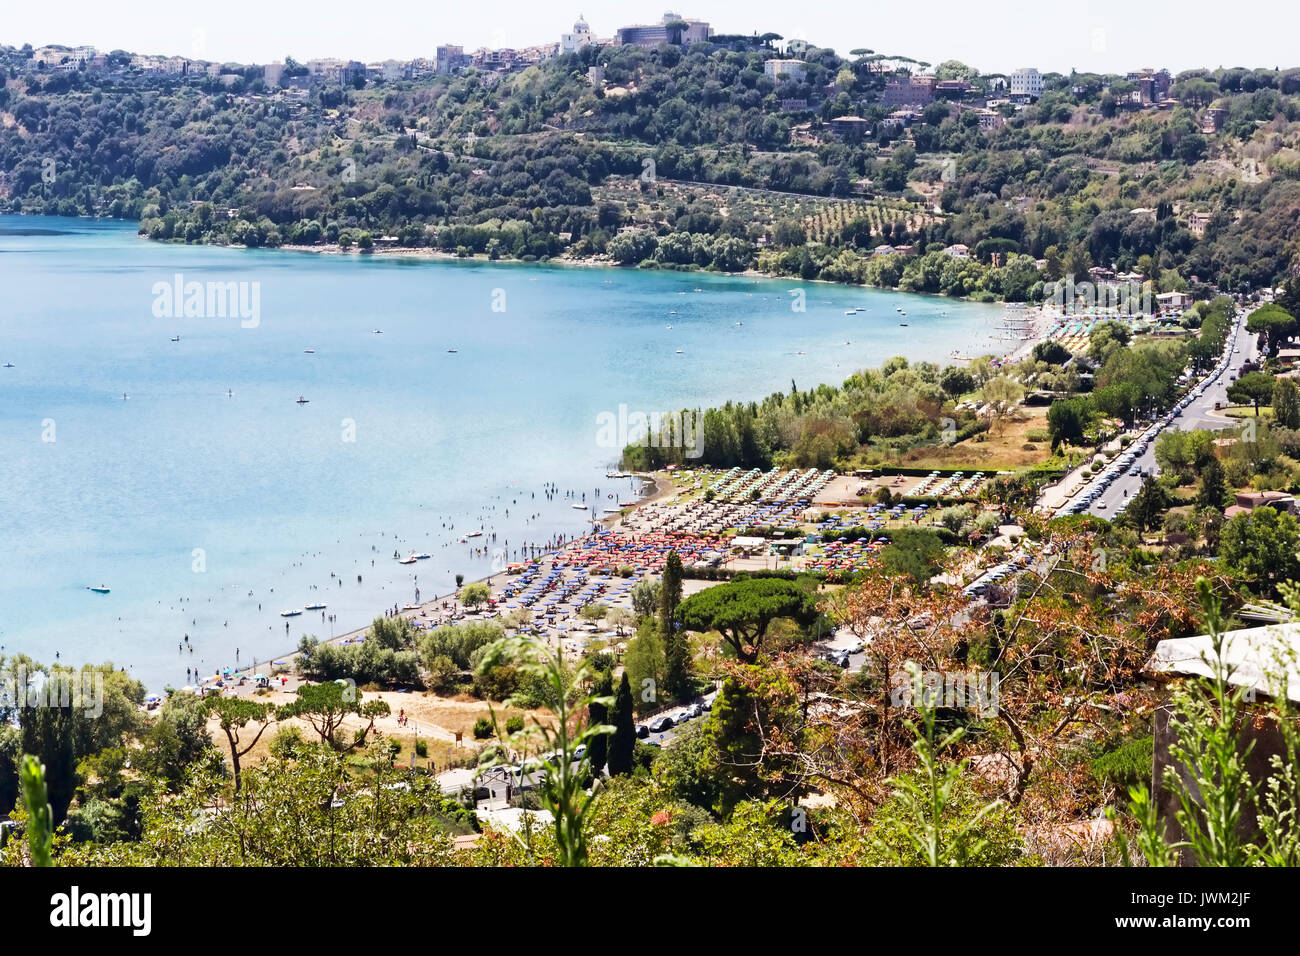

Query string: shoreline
[113,214,1029,312]
[24,209,1033,314]
[167,231,1038,365]
[200,470,668,693]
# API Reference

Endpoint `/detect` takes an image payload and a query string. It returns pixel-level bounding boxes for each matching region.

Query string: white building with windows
[561,15,593,53]
[1009,67,1043,100]
[764,59,807,82]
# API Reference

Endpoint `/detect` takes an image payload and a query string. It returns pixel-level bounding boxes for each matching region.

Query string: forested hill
[2,38,1300,293]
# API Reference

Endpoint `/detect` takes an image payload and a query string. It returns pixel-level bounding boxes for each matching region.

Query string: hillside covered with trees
[3,38,1300,295]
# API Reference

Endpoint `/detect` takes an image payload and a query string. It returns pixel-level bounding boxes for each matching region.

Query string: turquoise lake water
[0,215,1009,688]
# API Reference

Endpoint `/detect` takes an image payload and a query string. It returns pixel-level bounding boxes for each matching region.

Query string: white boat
[464,530,483,538]
[413,552,431,559]
[305,602,327,610]
[280,608,303,617]
[304,348,316,353]
[86,585,110,594]
[398,554,417,564]
[372,329,383,334]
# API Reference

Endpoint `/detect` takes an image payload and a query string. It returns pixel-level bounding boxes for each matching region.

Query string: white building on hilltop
[561,14,593,54]
[1009,67,1043,100]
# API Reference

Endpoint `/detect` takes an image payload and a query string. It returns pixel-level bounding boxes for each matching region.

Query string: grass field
[893,408,1055,471]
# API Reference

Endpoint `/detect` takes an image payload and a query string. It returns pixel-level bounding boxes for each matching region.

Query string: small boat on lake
[303,348,316,353]
[305,602,327,610]
[86,585,110,594]
[280,608,303,617]
[296,396,309,404]
[571,504,588,510]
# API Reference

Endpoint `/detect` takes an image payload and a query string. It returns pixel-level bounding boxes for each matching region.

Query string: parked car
[648,716,674,733]
[635,723,649,739]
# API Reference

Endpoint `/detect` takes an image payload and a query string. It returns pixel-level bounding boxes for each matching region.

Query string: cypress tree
[661,551,688,698]
[608,672,636,776]
[586,669,613,775]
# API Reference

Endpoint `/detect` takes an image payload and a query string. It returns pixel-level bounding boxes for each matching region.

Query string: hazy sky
[4,0,1295,76]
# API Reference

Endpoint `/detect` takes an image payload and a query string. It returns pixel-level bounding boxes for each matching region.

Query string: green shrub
[472,717,494,739]
[1089,736,1154,789]
[505,715,525,734]
[415,739,428,758]
[510,790,542,809]
[268,725,306,759]
[1025,429,1051,443]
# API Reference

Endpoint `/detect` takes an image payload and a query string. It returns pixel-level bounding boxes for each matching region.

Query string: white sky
[3,0,1295,76]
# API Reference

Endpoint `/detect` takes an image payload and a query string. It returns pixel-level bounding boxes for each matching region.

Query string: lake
[0,215,1009,688]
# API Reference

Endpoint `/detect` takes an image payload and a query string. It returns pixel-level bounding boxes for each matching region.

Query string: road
[1089,311,1257,519]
